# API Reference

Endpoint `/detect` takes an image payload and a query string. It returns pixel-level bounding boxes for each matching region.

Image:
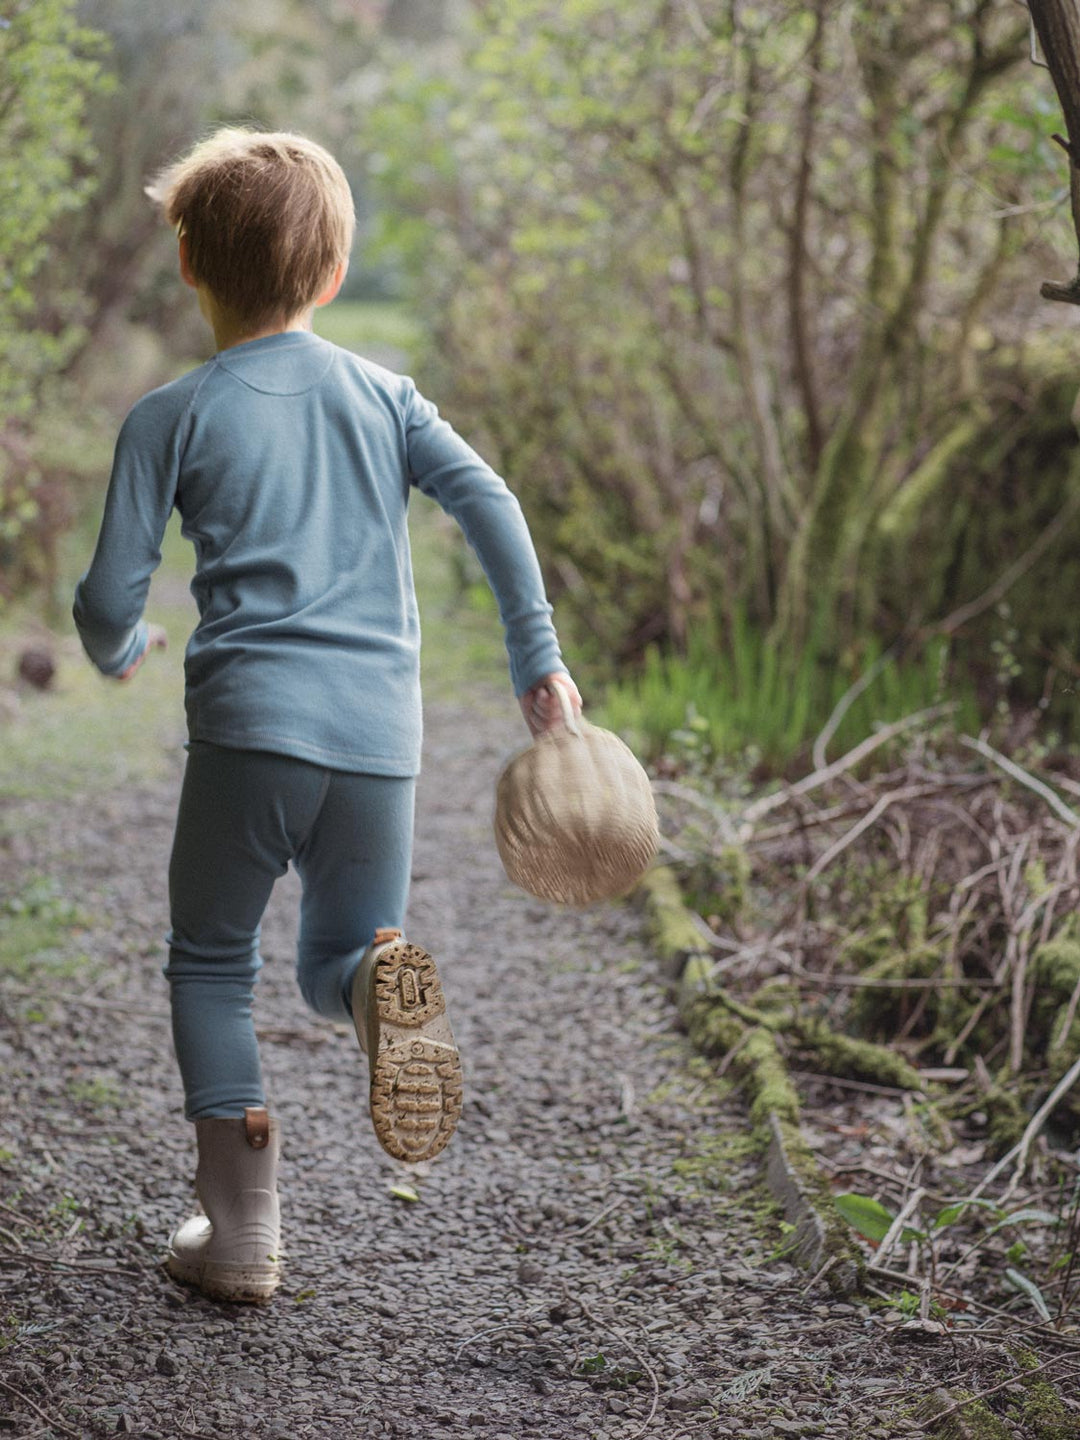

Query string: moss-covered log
[636,865,713,983]
[790,1018,929,1092]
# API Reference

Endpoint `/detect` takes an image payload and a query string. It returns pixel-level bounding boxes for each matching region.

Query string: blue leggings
[165,742,415,1119]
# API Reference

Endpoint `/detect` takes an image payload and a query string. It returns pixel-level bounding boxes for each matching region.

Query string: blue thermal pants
[165,742,415,1119]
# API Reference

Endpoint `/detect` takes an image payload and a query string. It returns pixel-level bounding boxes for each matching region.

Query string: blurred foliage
[1,0,386,611]
[0,0,107,605]
[0,0,106,416]
[596,621,980,773]
[360,0,1080,751]
[6,0,1080,763]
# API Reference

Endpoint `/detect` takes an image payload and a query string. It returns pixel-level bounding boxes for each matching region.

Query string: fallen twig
[812,647,901,772]
[453,1307,547,1361]
[740,704,954,829]
[923,1352,1080,1425]
[564,1196,629,1239]
[1002,1050,1080,1204]
[875,1186,927,1269]
[802,786,933,886]
[564,1283,661,1440]
[0,1377,81,1438]
[650,779,737,841]
[960,735,1080,828]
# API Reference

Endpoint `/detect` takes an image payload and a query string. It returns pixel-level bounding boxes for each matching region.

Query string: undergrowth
[596,615,980,772]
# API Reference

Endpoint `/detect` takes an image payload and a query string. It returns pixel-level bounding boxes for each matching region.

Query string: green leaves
[929,1199,1003,1230]
[1004,1268,1052,1322]
[834,1192,925,1245]
[838,1192,1065,1249]
[0,0,107,415]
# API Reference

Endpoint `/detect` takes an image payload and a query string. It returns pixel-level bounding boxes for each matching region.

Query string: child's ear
[178,233,198,290]
[314,261,347,309]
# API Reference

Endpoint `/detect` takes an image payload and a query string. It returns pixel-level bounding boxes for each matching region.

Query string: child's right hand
[520,672,583,738]
[118,624,168,681]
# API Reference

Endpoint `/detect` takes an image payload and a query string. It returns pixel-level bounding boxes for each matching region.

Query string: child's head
[147,129,355,330]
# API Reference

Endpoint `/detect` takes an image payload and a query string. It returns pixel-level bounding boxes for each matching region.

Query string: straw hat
[494,686,659,906]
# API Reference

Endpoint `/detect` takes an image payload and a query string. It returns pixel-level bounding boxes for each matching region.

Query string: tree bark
[1028,0,1080,302]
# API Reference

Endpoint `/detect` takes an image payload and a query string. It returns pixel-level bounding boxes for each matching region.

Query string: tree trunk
[1028,0,1080,302]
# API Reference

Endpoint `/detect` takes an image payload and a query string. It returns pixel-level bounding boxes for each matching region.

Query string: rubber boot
[165,1106,281,1303]
[352,928,463,1164]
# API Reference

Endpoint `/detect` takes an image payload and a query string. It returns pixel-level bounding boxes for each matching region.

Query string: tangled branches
[656,715,1080,1139]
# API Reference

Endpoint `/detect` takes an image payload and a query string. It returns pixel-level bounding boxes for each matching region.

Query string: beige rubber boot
[165,1107,281,1303]
[352,929,463,1164]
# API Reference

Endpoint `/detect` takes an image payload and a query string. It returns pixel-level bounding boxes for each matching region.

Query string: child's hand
[520,672,583,738]
[118,625,168,681]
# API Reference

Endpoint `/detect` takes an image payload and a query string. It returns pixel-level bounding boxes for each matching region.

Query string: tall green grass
[594,614,980,773]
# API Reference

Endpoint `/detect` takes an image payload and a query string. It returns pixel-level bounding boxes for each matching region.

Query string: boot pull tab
[373,926,403,946]
[244,1106,270,1150]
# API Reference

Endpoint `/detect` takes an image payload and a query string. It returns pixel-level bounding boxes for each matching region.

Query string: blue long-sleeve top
[73,330,567,776]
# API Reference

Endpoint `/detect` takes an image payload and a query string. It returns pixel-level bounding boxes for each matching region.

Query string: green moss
[0,877,94,984]
[917,1389,1014,1440]
[681,992,744,1058]
[671,1129,764,1186]
[749,979,799,1015]
[682,842,750,928]
[848,940,946,1038]
[1007,1345,1080,1439]
[639,865,709,966]
[1033,923,1080,1000]
[984,1083,1029,1156]
[1032,927,1080,1077]
[746,1029,801,1127]
[793,1018,927,1091]
[678,990,799,1126]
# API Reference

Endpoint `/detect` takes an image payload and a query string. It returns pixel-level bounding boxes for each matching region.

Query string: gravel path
[0,690,1068,1438]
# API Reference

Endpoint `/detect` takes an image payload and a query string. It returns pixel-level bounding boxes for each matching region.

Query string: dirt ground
[1,671,1079,1438]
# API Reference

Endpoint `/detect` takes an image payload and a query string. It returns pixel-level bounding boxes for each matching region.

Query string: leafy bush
[0,0,107,607]
[362,0,1079,749]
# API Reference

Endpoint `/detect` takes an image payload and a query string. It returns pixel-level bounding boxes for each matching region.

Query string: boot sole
[369,941,463,1163]
[164,1249,280,1304]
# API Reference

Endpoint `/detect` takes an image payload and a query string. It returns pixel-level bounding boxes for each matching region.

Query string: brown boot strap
[244,1106,270,1149]
[373,927,403,945]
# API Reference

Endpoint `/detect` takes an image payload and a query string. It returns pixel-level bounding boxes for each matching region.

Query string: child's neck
[211,311,312,353]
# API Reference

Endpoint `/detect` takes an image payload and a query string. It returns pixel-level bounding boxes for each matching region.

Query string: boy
[73,129,581,1304]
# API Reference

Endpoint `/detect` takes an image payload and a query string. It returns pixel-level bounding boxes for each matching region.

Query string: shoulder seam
[176,359,220,474]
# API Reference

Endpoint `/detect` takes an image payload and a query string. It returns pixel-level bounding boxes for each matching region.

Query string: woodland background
[5,0,1080,762]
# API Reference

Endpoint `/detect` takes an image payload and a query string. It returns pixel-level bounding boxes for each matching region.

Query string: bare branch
[959,735,1080,828]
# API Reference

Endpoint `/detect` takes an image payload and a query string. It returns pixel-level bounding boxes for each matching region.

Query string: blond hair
[147,129,355,328]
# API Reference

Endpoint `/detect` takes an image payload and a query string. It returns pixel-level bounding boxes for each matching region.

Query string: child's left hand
[118,624,168,681]
[520,672,583,738]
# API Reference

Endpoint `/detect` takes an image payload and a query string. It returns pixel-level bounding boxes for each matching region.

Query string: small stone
[155,1351,180,1377]
[669,1383,711,1411]
[517,1260,543,1285]
[17,647,55,690]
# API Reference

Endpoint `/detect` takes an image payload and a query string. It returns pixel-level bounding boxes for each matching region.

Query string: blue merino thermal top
[73,331,567,776]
